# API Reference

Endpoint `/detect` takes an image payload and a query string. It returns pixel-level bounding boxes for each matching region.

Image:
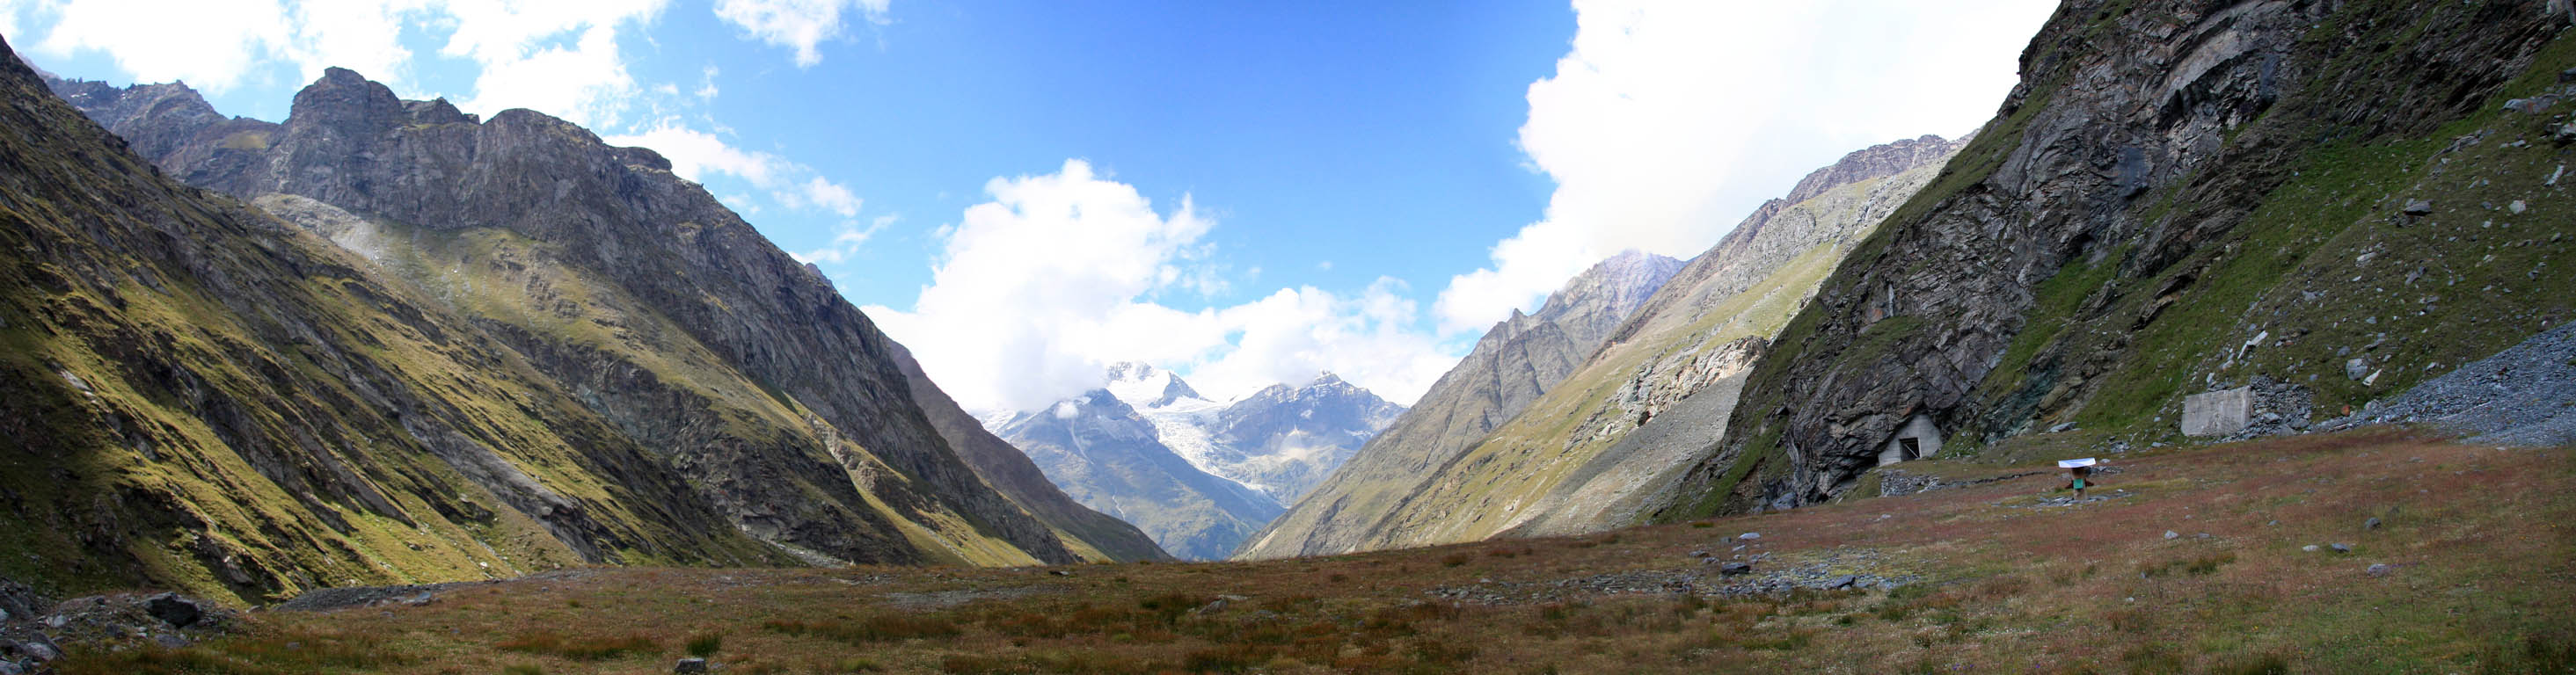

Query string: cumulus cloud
[713,0,889,67]
[438,0,668,128]
[605,122,869,219]
[1432,0,2056,333]
[32,0,293,92]
[868,161,1451,413]
[786,175,863,216]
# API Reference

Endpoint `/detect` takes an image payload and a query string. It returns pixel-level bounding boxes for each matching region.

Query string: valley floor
[45,428,2575,674]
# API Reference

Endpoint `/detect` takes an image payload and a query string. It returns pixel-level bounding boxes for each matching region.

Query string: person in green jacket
[2064,465,2098,499]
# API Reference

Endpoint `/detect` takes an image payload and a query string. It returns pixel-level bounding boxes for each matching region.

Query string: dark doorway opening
[1899,438,1922,461]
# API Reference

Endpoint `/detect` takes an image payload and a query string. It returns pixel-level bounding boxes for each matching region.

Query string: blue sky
[2,0,2058,411]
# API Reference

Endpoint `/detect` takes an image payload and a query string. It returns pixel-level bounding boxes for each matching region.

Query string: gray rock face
[35,63,1101,573]
[1237,250,1680,559]
[1667,0,2570,518]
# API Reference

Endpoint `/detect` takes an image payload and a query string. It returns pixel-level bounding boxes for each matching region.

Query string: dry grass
[43,429,2575,673]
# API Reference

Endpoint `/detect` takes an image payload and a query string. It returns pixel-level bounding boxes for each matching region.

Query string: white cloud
[281,0,434,86]
[32,0,291,92]
[438,0,668,128]
[607,124,782,184]
[695,64,719,100]
[712,0,889,67]
[795,214,894,264]
[605,122,867,219]
[22,0,668,127]
[786,175,863,216]
[1183,279,1453,407]
[1433,0,2056,333]
[869,161,1452,412]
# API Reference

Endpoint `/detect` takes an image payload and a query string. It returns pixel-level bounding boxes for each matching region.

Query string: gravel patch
[271,570,596,612]
[2323,319,2576,446]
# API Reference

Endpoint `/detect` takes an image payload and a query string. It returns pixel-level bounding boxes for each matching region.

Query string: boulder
[2402,200,2434,215]
[675,657,709,673]
[1719,562,1753,577]
[145,593,203,628]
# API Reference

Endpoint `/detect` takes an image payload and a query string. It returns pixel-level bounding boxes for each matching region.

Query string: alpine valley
[4,0,2576,671]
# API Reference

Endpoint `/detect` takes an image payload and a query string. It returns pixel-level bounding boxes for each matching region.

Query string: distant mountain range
[994,364,1401,559]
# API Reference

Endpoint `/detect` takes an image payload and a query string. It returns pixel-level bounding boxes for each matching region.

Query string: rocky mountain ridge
[1237,250,1682,558]
[7,54,1170,602]
[1240,136,1958,558]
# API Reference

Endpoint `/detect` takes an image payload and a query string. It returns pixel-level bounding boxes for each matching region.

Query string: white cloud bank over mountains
[1433,0,2059,333]
[866,161,1455,413]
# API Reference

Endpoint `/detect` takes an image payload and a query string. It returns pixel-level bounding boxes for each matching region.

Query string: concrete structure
[1875,413,1944,466]
[2181,386,2253,437]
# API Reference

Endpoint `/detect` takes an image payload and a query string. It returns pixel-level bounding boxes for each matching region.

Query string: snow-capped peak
[1104,361,1209,410]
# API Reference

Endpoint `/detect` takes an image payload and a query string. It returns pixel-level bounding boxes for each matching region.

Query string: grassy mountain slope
[1237,252,1680,559]
[47,63,1182,568]
[1666,0,2576,519]
[0,36,802,604]
[1312,149,1955,554]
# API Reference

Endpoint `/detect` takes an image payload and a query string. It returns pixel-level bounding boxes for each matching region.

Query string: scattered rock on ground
[2322,320,2576,446]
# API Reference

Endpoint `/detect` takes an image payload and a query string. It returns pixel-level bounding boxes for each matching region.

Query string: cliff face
[1237,250,1681,559]
[0,40,800,603]
[1664,0,2576,519]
